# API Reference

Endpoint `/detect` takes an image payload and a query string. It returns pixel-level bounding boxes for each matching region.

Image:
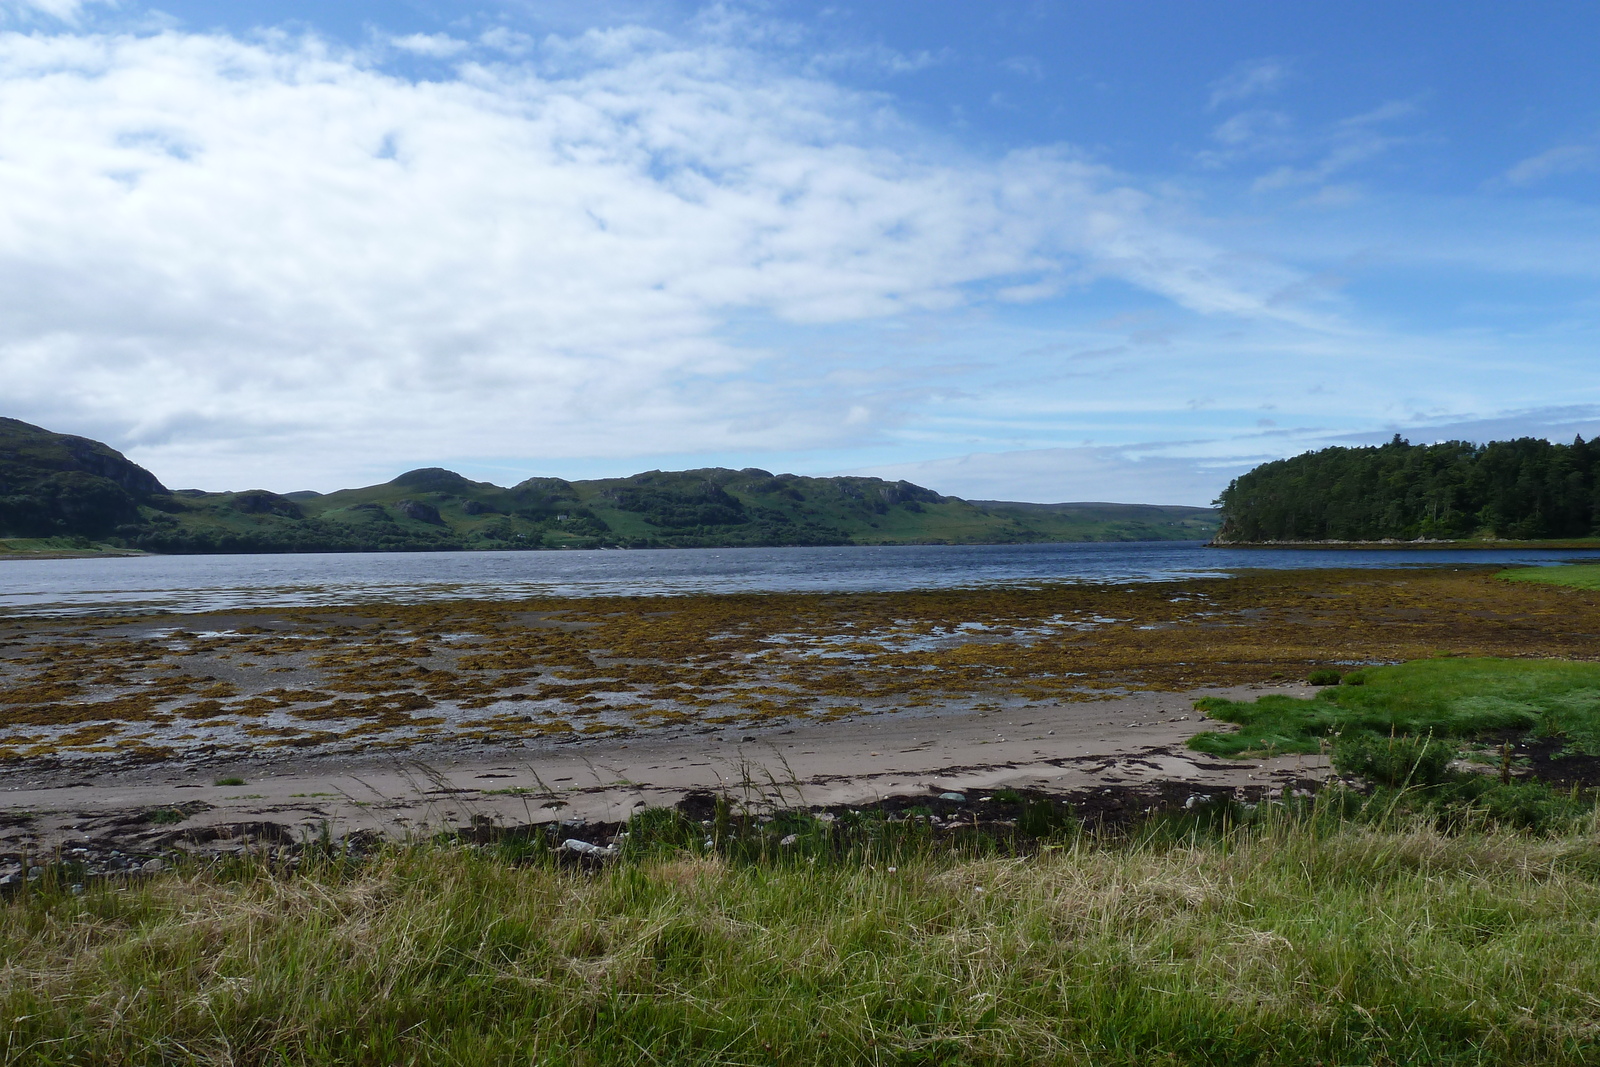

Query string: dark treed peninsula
[0,417,1217,553]
[1215,434,1600,543]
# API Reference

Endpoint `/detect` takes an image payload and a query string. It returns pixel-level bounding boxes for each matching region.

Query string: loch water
[5,541,1600,617]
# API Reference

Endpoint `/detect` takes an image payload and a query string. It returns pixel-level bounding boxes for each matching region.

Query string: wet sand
[1,684,1328,861]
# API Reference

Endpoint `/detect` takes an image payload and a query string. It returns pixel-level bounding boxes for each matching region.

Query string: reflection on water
[4,541,1600,617]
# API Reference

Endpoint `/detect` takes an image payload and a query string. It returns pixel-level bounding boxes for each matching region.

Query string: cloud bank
[0,11,1593,503]
[0,16,1365,491]
[0,25,1235,487]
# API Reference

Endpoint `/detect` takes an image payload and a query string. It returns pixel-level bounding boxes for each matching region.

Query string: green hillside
[0,418,1218,553]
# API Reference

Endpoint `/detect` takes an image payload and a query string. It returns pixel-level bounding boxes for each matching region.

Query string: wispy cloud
[1242,99,1419,193]
[1336,405,1600,447]
[806,42,947,76]
[1000,55,1043,80]
[844,446,1250,506]
[1497,143,1598,187]
[0,0,112,23]
[1207,58,1290,110]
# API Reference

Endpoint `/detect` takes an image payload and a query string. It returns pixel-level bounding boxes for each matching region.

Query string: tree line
[1215,435,1600,542]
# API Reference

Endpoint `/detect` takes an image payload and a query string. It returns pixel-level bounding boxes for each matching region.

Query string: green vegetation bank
[9,651,1600,1066]
[0,418,1216,553]
[1214,433,1600,543]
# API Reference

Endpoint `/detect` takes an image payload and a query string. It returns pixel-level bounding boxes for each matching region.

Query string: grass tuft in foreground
[5,803,1600,1066]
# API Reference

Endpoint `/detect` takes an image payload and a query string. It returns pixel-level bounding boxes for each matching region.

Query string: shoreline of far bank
[1208,537,1600,550]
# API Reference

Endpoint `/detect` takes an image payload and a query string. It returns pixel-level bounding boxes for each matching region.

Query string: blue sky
[0,0,1596,503]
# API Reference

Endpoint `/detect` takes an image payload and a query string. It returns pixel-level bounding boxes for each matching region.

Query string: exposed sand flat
[1,685,1328,857]
[4,567,1594,767]
[5,566,1594,862]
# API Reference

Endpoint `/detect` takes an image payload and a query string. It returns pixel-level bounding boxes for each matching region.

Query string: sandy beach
[0,683,1332,862]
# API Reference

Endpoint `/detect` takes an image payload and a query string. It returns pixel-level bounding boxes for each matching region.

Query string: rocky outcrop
[0,417,166,495]
[231,491,304,519]
[395,499,445,525]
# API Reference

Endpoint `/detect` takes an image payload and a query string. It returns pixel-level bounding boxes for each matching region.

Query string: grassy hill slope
[0,419,1219,553]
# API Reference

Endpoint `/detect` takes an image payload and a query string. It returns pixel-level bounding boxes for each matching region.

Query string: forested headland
[1215,434,1600,543]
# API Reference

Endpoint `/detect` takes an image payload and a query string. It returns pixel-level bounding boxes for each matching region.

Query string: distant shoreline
[9,536,1600,561]
[0,537,1206,560]
[1209,538,1600,551]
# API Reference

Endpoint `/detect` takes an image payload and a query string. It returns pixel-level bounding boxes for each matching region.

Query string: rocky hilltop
[0,418,1218,553]
[0,417,169,539]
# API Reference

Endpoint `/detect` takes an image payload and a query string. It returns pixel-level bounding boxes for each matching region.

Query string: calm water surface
[5,541,1600,617]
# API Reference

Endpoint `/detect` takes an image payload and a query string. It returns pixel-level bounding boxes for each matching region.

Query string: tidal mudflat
[6,565,1598,767]
[3,565,1598,863]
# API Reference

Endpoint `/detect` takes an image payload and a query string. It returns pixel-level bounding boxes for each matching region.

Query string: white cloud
[391,33,471,58]
[0,23,1313,490]
[479,27,534,55]
[1207,58,1289,110]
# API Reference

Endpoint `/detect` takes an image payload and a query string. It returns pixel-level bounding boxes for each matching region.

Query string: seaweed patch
[1,567,1596,765]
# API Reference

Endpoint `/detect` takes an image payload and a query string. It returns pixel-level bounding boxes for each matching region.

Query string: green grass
[0,536,133,556]
[1188,656,1600,758]
[6,810,1600,1065]
[1500,564,1600,591]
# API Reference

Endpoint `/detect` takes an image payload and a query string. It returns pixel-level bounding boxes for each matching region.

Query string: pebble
[561,839,616,857]
[939,792,966,802]
[141,858,165,873]
[779,834,799,846]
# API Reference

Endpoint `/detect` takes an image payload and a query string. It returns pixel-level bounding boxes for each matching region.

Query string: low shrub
[1333,733,1457,788]
[1307,668,1343,686]
[1431,776,1588,832]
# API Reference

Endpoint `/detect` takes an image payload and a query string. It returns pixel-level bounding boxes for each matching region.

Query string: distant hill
[0,417,168,540]
[0,418,1219,553]
[1215,434,1600,543]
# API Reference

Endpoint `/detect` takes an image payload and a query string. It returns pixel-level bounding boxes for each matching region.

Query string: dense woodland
[1216,435,1600,542]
